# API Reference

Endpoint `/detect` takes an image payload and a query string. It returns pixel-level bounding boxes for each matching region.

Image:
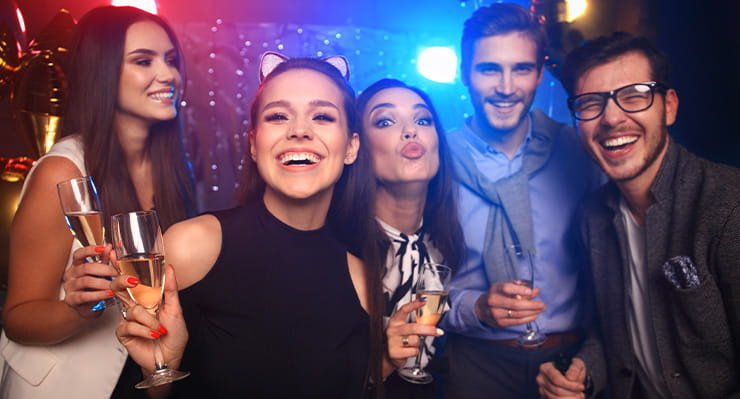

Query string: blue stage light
[417,46,457,83]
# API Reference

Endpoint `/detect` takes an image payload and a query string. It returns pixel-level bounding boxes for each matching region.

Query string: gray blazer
[577,141,740,398]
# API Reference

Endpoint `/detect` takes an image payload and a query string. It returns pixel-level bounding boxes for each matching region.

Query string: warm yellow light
[566,0,587,23]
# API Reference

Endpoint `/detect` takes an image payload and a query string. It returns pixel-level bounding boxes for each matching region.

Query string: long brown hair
[238,57,386,397]
[356,78,464,271]
[61,6,196,233]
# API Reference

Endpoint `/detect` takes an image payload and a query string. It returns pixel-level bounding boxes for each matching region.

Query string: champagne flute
[509,245,546,347]
[398,263,452,384]
[56,176,114,311]
[111,210,189,389]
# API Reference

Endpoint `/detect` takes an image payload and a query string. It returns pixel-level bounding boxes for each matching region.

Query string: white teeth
[603,136,638,148]
[491,101,516,108]
[279,152,320,164]
[149,92,174,100]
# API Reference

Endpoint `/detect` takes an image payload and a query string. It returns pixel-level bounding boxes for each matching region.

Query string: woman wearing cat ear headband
[113,52,388,398]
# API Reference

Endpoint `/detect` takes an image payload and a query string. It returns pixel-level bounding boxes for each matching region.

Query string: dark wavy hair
[61,6,196,233]
[238,56,386,397]
[460,3,547,84]
[560,32,672,98]
[356,78,464,271]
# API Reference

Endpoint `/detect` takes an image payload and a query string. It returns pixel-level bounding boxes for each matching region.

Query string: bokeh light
[417,46,457,83]
[110,0,158,14]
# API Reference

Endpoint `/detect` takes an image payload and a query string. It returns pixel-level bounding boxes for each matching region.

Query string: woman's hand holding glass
[63,244,118,318]
[385,300,444,370]
[113,263,188,377]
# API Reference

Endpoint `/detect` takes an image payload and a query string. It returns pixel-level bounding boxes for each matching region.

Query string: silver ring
[401,335,410,346]
[507,309,512,318]
[121,308,128,321]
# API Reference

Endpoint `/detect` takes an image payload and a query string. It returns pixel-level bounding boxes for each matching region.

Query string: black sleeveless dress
[173,200,370,398]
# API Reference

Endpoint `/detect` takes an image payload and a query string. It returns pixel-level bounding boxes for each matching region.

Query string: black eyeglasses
[567,81,668,121]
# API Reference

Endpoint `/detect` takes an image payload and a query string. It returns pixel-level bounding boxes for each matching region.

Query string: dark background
[0,0,738,290]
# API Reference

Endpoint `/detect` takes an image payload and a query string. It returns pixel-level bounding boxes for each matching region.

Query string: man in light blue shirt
[440,4,603,398]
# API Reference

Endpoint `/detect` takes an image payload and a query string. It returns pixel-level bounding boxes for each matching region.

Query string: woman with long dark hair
[113,53,388,398]
[0,6,195,398]
[356,78,464,397]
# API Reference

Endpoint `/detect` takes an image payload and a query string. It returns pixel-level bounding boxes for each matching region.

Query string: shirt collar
[461,114,533,158]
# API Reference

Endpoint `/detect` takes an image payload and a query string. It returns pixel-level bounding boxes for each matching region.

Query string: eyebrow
[474,61,536,70]
[262,99,340,112]
[125,48,177,57]
[368,102,430,114]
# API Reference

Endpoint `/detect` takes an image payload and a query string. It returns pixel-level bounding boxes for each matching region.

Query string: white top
[620,198,670,399]
[0,135,128,399]
[379,218,444,369]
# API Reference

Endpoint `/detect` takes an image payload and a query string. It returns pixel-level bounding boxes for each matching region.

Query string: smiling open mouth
[602,136,638,150]
[149,92,174,100]
[278,152,320,166]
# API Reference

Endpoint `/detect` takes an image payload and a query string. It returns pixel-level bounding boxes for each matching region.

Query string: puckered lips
[148,87,176,104]
[401,142,426,160]
[599,134,639,159]
[277,150,322,170]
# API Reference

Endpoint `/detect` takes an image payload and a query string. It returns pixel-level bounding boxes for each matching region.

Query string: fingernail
[127,277,140,285]
[106,291,114,297]
[436,328,445,336]
[95,246,105,253]
[150,331,161,339]
[158,325,168,335]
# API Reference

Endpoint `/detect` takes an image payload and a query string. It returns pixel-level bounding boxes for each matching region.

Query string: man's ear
[664,88,679,127]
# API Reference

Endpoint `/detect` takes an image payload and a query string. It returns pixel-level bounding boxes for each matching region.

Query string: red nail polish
[150,331,161,339]
[95,246,105,253]
[158,326,168,335]
[127,277,140,285]
[106,291,114,297]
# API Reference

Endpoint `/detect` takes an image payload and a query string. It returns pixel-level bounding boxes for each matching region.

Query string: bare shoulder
[346,252,369,312]
[164,214,222,290]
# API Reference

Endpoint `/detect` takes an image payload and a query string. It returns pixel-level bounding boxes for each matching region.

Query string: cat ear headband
[258,51,351,82]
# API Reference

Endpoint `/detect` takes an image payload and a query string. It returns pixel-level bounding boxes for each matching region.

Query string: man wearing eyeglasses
[536,32,740,398]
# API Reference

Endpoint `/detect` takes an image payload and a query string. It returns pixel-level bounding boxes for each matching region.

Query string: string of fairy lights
[175,19,474,210]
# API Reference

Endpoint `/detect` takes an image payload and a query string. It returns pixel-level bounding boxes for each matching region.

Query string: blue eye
[416,118,433,126]
[513,64,536,74]
[373,118,394,128]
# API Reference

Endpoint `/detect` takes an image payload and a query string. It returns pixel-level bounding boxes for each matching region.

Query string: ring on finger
[507,309,512,318]
[401,335,410,346]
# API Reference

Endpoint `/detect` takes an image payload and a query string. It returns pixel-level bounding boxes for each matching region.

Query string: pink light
[16,8,26,33]
[110,0,158,14]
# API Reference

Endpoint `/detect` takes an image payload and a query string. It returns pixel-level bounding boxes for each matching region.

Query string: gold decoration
[0,21,21,100]
[3,9,76,161]
[11,49,67,158]
[0,157,35,182]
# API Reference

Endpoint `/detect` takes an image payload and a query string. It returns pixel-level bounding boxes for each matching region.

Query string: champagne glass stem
[153,338,167,371]
[411,336,425,370]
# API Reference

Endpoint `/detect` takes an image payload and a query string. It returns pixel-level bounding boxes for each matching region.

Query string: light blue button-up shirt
[442,112,604,340]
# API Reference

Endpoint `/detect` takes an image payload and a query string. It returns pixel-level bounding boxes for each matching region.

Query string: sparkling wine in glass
[111,210,189,389]
[56,176,114,311]
[510,246,546,348]
[398,263,452,384]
